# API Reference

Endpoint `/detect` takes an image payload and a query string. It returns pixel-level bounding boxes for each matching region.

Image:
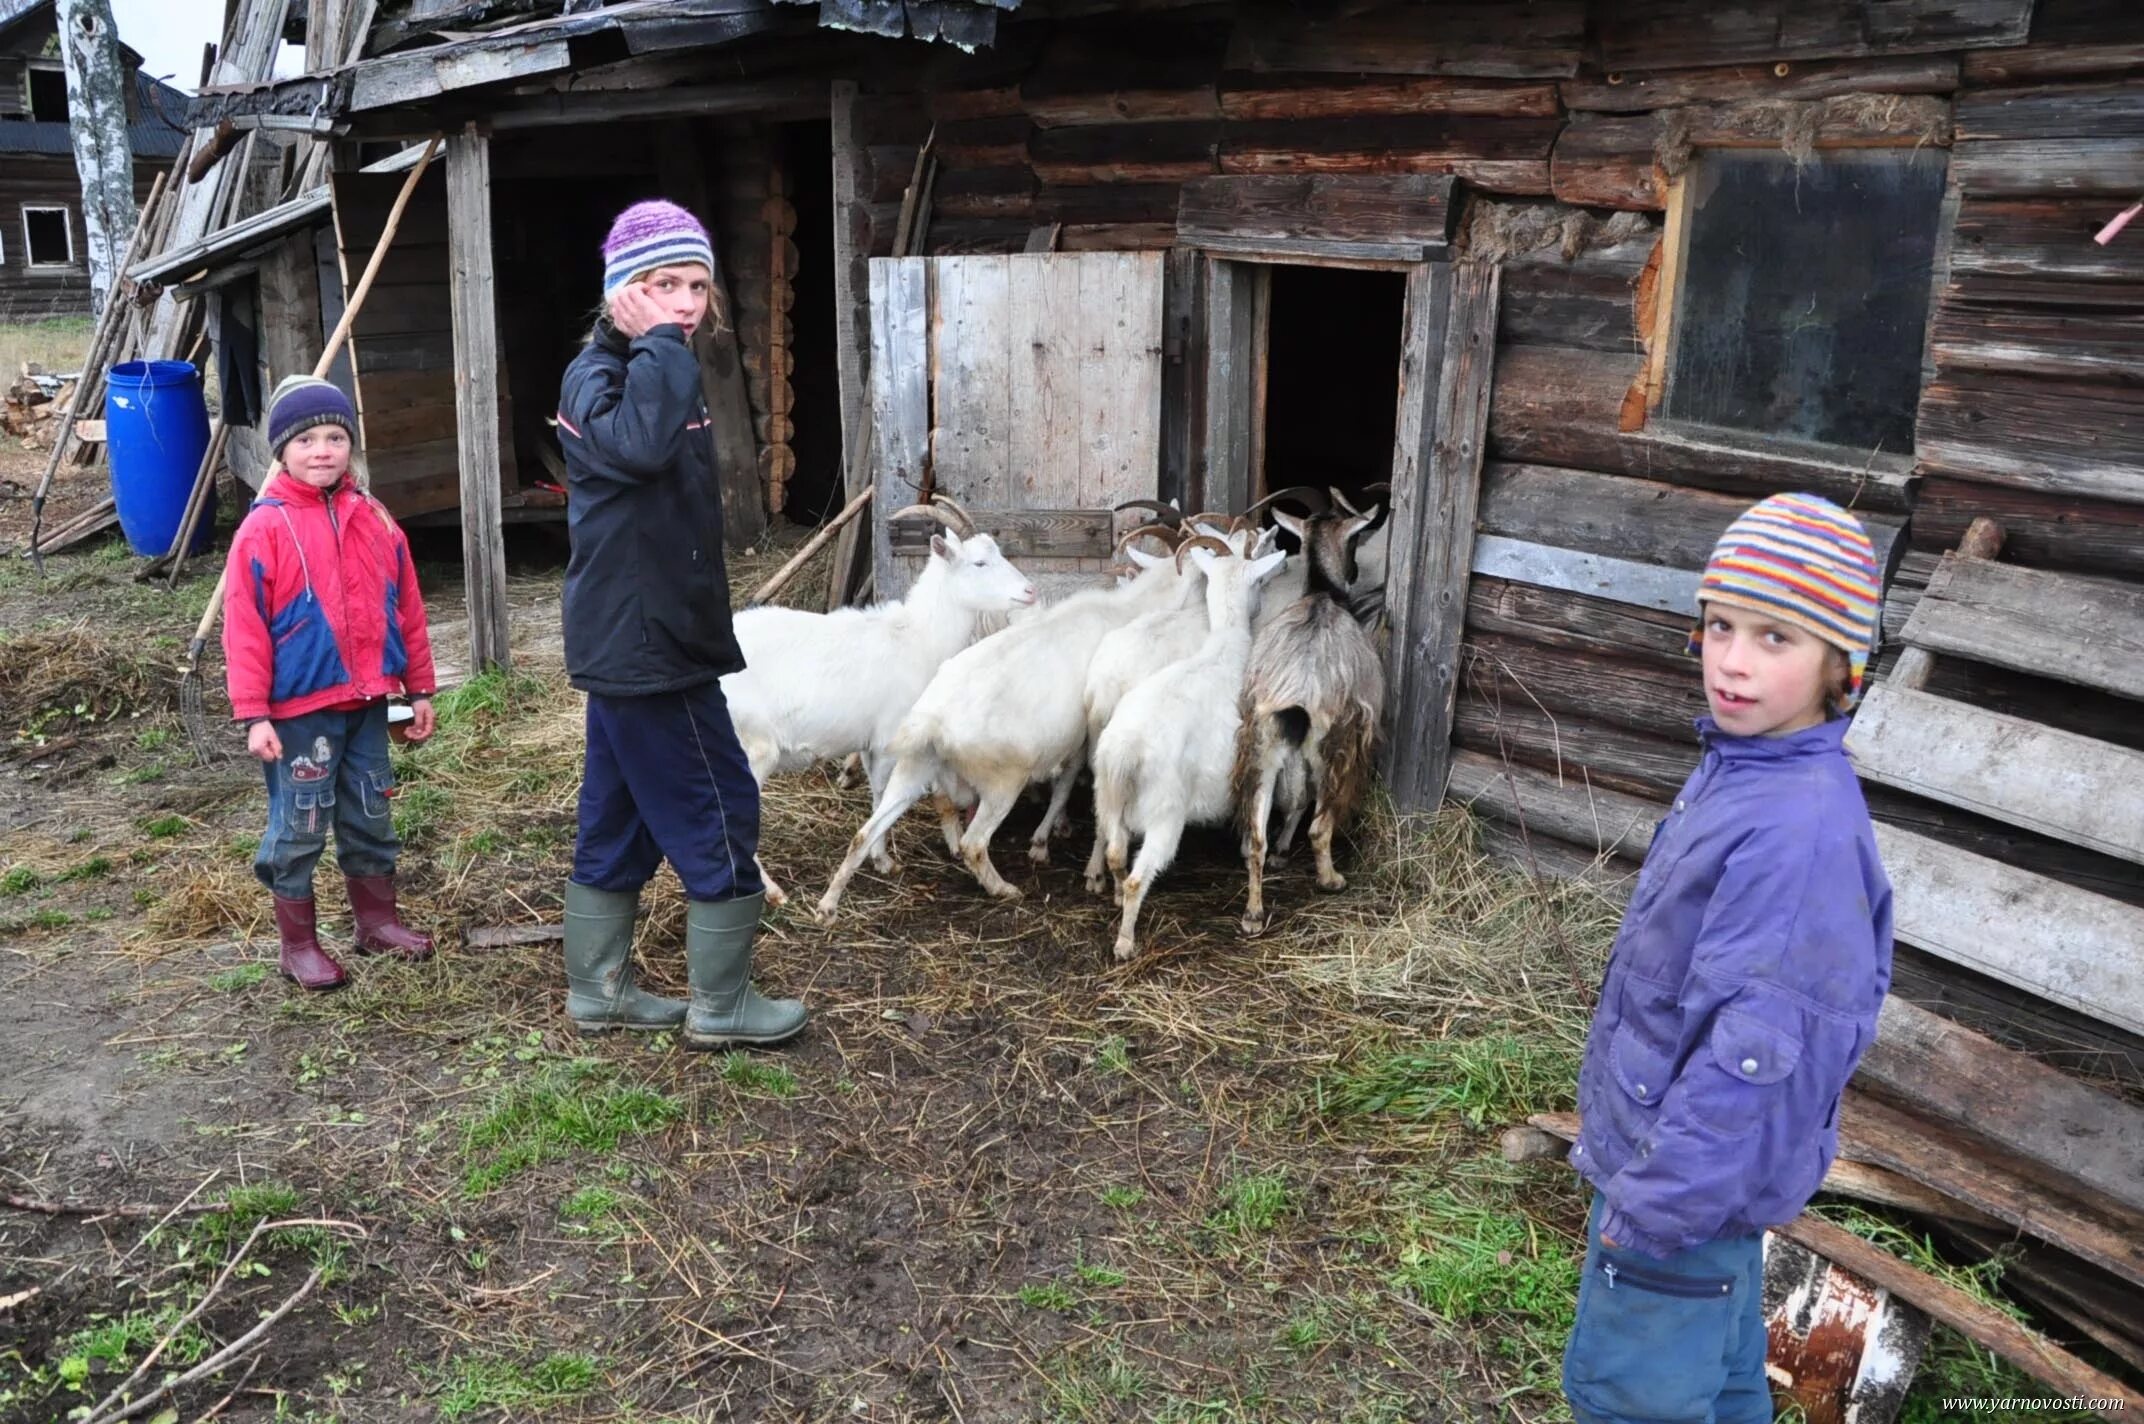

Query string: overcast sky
[110,0,306,92]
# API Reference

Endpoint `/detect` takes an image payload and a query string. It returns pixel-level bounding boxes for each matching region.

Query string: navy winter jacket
[557,321,743,697]
[1570,716,1892,1260]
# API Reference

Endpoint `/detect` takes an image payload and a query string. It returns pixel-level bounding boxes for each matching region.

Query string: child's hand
[407,697,436,743]
[247,720,283,763]
[608,282,671,341]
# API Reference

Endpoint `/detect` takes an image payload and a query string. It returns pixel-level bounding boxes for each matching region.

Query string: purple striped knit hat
[601,200,715,295]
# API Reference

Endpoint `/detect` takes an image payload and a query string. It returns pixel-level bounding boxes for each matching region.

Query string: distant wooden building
[0,0,185,320]
[189,0,2144,1089]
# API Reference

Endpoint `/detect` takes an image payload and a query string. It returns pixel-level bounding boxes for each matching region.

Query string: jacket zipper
[1598,1258,1734,1299]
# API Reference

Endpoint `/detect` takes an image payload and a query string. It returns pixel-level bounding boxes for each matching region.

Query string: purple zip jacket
[1570,716,1893,1260]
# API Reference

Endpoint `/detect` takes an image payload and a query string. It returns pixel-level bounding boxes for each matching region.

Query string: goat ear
[1124,545,1166,570]
[1192,521,1229,541]
[1252,526,1280,557]
[1188,547,1218,574]
[1272,509,1307,540]
[1248,549,1288,583]
[1341,512,1376,543]
[931,532,953,560]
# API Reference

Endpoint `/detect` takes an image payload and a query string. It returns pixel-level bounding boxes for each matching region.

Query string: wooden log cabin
[0,0,186,320]
[193,0,2144,1092]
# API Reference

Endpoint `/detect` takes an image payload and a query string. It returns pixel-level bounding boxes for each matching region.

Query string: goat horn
[1113,498,1184,527]
[1173,533,1234,572]
[1328,486,1361,515]
[1362,482,1391,499]
[930,493,979,537]
[888,502,967,534]
[1114,522,1183,557]
[1240,485,1332,521]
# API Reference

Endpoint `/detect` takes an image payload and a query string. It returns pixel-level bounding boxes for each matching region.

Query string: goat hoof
[812,899,840,926]
[1084,874,1107,897]
[763,883,789,909]
[1239,913,1267,938]
[1027,842,1051,866]
[987,883,1024,902]
[1315,873,1348,894]
[1113,938,1137,962]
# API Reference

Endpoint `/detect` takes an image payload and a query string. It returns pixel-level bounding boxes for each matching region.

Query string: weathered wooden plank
[1488,345,1916,511]
[1176,174,1455,263]
[1466,576,1695,667]
[351,37,572,111]
[1035,182,1183,226]
[1849,684,2144,866]
[1028,120,1220,186]
[1870,821,2144,1039]
[1470,534,1696,615]
[1955,80,2144,141]
[1497,253,1644,352]
[930,254,1014,510]
[1197,257,1260,516]
[1454,694,1697,802]
[1904,557,2144,701]
[1914,475,2144,581]
[1839,1090,2144,1290]
[1016,18,1227,129]
[1447,747,1662,862]
[930,166,1037,221]
[1218,115,1560,193]
[1887,940,2144,1090]
[1473,817,1641,890]
[1961,42,2144,86]
[1561,56,1961,111]
[1158,248,1201,511]
[1947,196,2144,287]
[1385,262,1499,812]
[868,257,931,599]
[1952,137,2144,195]
[1008,252,1082,510]
[1467,628,1710,744]
[1549,113,1664,209]
[1917,369,2144,505]
[445,125,509,674]
[887,506,1111,559]
[1225,3,1586,80]
[1592,0,2032,70]
[1077,251,1164,509]
[1930,300,2144,382]
[1219,74,1560,121]
[1859,996,2144,1219]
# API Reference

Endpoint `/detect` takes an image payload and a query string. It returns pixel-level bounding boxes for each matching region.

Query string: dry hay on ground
[0,620,172,739]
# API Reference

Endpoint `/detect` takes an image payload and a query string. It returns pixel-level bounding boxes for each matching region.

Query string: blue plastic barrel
[105,360,214,558]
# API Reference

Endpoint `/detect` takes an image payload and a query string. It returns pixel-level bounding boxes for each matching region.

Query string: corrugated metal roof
[0,72,189,157]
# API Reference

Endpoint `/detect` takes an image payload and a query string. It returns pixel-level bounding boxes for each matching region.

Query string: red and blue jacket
[222,471,437,723]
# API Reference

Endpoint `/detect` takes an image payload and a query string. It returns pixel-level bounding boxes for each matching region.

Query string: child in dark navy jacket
[224,375,439,991]
[554,199,806,1050]
[1561,493,1893,1424]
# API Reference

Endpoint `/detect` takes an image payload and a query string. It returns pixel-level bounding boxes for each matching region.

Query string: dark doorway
[780,119,841,526]
[1262,265,1406,506]
[28,66,68,122]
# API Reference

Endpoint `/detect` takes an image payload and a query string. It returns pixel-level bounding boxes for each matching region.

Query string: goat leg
[958,782,1026,901]
[1113,820,1181,962]
[1241,750,1282,937]
[816,761,933,923]
[756,856,788,908]
[1309,805,1346,892]
[1028,758,1082,864]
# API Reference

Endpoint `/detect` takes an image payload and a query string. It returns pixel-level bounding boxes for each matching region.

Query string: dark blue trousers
[255,703,400,898]
[573,681,762,902]
[1562,1195,1772,1424]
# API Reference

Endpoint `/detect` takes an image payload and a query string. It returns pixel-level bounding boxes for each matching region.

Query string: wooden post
[1199,258,1261,515]
[826,80,874,609]
[1888,516,2005,692]
[1384,260,1500,812]
[446,122,511,674]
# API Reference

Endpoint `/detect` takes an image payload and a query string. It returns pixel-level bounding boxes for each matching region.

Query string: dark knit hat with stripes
[1689,492,1883,708]
[267,375,358,459]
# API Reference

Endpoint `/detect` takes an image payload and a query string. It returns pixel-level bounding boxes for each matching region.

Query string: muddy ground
[0,394,2110,1422]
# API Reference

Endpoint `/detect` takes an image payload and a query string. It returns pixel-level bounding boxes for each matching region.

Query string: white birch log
[57,0,136,309]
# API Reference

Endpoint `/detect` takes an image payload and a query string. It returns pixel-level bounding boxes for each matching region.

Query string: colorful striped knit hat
[1690,493,1882,707]
[601,200,715,296]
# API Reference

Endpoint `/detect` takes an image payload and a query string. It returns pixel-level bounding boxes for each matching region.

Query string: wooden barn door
[867,252,1165,601]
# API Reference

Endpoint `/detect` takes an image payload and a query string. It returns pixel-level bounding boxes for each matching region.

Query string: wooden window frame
[1638,146,1950,476]
[22,204,74,267]
[25,60,68,123]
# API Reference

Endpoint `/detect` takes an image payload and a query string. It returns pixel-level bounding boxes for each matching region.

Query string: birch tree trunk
[57,0,136,310]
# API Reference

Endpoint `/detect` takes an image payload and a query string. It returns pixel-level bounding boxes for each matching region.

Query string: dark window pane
[1665,148,1946,456]
[25,208,71,264]
[28,66,67,122]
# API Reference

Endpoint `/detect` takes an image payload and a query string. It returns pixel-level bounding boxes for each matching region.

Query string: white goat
[723,497,1036,905]
[1238,506,1386,935]
[1079,523,1273,889]
[1093,538,1288,960]
[812,529,1194,921]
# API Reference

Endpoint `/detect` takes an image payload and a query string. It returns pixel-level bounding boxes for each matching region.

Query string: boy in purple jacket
[1562,493,1894,1424]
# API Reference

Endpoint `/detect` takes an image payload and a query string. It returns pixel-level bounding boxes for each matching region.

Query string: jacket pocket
[1596,1254,1734,1299]
[1609,1018,1674,1110]
[1684,990,1807,1134]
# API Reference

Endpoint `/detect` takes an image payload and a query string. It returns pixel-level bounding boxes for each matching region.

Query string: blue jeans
[573,682,762,903]
[1563,1195,1773,1424]
[255,703,401,898]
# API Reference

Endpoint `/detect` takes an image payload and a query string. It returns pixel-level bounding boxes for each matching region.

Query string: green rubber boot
[683,893,807,1049]
[563,882,686,1034]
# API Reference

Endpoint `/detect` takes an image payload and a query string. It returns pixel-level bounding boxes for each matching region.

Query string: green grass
[55,855,113,883]
[0,866,40,896]
[1321,1031,1581,1130]
[208,962,269,993]
[1043,1342,1150,1422]
[28,909,73,929]
[1385,1174,1580,1387]
[1098,1184,1145,1211]
[460,1058,684,1197]
[718,1052,797,1098]
[137,727,173,751]
[141,815,189,839]
[1072,1260,1126,1289]
[1093,1033,1132,1075]
[1018,1281,1079,1312]
[0,315,93,376]
[560,1184,636,1239]
[1204,1170,1293,1240]
[434,1351,601,1419]
[190,1181,302,1254]
[391,783,454,846]
[46,1303,209,1395]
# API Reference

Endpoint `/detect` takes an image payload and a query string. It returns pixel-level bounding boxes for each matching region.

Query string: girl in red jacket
[223,375,440,990]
